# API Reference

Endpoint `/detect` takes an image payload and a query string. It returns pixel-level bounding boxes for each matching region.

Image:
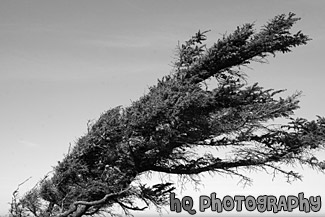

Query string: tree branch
[55,187,130,217]
[117,200,148,211]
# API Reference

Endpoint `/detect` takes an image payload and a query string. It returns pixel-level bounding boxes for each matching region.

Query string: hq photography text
[170,192,321,215]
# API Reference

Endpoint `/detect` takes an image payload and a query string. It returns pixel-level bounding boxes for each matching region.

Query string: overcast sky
[1,0,325,216]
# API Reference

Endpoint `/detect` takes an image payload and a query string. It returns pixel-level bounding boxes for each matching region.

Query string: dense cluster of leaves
[10,13,325,217]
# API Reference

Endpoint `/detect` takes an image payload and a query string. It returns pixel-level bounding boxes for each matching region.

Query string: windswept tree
[10,13,325,217]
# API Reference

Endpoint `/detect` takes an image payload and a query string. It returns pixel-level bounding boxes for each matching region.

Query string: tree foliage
[10,13,325,217]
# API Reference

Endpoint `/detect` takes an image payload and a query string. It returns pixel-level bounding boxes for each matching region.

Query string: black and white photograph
[1,1,325,216]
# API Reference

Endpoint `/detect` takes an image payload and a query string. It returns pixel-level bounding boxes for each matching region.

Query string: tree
[10,13,325,217]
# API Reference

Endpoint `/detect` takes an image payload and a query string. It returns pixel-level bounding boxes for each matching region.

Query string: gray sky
[1,0,325,216]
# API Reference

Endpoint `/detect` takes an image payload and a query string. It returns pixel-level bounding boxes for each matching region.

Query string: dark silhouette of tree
[10,13,325,217]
